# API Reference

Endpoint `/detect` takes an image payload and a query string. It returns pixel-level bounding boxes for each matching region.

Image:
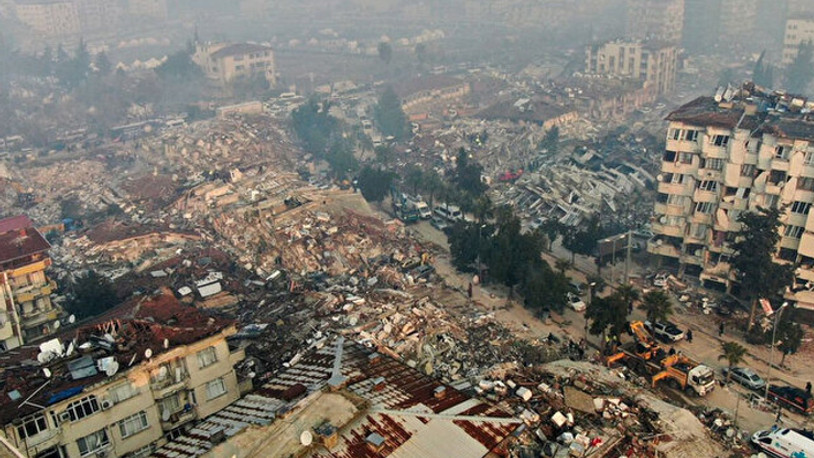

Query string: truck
[605,321,716,396]
[391,188,420,223]
[752,428,814,457]
[768,384,814,415]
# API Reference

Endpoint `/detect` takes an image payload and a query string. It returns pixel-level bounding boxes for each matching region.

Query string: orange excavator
[605,321,715,396]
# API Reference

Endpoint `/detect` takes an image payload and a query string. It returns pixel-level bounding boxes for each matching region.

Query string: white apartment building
[783,17,814,67]
[648,84,814,308]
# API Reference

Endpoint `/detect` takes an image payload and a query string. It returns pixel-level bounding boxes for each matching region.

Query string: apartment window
[17,413,47,439]
[109,382,136,403]
[785,225,805,239]
[66,395,99,422]
[712,135,730,147]
[697,180,718,192]
[740,164,756,177]
[666,173,685,184]
[206,377,227,400]
[197,346,218,368]
[804,147,814,165]
[769,170,787,185]
[159,394,181,417]
[695,202,715,214]
[775,145,792,160]
[800,177,814,192]
[77,429,109,456]
[123,444,156,458]
[792,201,812,215]
[701,158,724,170]
[669,128,698,141]
[664,215,684,226]
[31,445,66,458]
[118,411,149,439]
[233,55,244,61]
[690,224,708,239]
[663,150,676,162]
[667,194,686,206]
[765,194,780,208]
[678,152,693,164]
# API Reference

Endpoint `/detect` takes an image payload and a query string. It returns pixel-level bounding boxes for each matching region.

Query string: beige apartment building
[648,84,814,307]
[193,42,276,87]
[0,215,60,350]
[783,17,814,67]
[14,0,80,38]
[0,290,246,458]
[126,0,167,20]
[626,0,684,44]
[585,39,678,96]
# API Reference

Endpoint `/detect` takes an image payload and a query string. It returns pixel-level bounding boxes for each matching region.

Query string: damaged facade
[0,215,60,349]
[0,291,246,458]
[648,84,814,307]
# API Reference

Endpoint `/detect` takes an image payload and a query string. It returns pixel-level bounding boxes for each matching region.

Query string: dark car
[768,384,814,415]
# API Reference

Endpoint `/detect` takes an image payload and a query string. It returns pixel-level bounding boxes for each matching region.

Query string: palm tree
[719,341,748,381]
[617,284,640,316]
[639,290,673,323]
[555,259,571,275]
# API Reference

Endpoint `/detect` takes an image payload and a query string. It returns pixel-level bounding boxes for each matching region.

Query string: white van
[752,428,814,457]
[434,204,463,222]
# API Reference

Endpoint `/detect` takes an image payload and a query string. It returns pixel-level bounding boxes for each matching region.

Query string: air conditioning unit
[100,398,113,410]
[58,411,71,422]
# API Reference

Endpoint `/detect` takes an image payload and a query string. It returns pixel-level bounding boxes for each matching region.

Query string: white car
[567,292,586,312]
[653,272,668,287]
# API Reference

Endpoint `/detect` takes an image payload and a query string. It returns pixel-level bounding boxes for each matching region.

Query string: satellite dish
[300,431,313,446]
[158,366,168,379]
[144,348,153,359]
[104,333,115,343]
[43,368,52,378]
[106,361,119,377]
[163,339,169,349]
[53,320,60,330]
[162,409,171,421]
[66,342,75,356]
[68,314,76,324]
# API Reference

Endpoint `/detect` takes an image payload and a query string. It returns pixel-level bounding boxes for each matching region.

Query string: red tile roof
[0,215,33,234]
[0,227,50,265]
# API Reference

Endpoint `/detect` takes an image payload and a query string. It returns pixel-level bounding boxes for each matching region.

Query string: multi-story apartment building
[783,17,814,67]
[585,38,678,96]
[626,0,684,44]
[75,0,121,34]
[126,0,167,20]
[0,215,59,350]
[648,84,814,307]
[193,42,276,87]
[0,289,246,458]
[14,0,81,38]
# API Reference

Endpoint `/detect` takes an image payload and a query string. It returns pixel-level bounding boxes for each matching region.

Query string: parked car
[569,281,583,295]
[567,292,586,312]
[430,216,450,233]
[652,272,668,287]
[722,366,765,391]
[769,385,814,415]
[644,320,684,342]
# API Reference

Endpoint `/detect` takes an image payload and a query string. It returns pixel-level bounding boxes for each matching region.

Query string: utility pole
[624,229,632,284]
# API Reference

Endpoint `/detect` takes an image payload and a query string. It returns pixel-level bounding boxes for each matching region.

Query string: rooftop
[666,84,814,140]
[0,226,50,265]
[0,289,234,425]
[0,215,33,234]
[210,43,273,60]
[476,98,573,125]
[156,339,519,457]
[392,75,467,98]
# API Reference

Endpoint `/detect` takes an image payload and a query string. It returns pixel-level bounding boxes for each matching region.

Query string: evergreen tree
[786,41,814,94]
[357,166,394,203]
[374,86,407,140]
[731,207,795,331]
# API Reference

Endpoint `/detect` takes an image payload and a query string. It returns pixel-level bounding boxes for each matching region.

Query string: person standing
[719,322,725,337]
[806,381,812,395]
[686,329,693,343]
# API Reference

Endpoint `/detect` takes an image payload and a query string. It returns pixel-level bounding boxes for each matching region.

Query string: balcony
[651,222,685,238]
[647,241,680,258]
[680,254,704,266]
[693,188,718,203]
[160,406,197,431]
[151,371,189,398]
[654,203,689,217]
[662,161,697,175]
[690,212,713,225]
[707,243,734,255]
[666,138,700,153]
[658,181,693,196]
